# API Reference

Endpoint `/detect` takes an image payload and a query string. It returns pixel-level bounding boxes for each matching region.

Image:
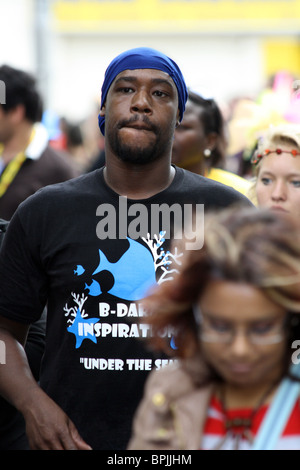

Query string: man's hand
[23,389,92,450]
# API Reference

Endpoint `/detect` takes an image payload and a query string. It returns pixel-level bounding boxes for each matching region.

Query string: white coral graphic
[142,231,183,283]
[64,292,88,324]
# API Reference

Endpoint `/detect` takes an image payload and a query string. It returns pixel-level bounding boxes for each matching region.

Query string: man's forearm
[0,327,40,413]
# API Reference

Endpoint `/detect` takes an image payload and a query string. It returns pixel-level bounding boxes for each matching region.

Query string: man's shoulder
[181,167,240,189]
[178,167,252,206]
[19,170,101,210]
[41,169,97,190]
[208,167,251,195]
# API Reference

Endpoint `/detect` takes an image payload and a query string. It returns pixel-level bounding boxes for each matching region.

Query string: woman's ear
[206,132,218,151]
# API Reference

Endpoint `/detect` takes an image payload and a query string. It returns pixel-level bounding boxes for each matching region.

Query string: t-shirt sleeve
[209,181,254,208]
[0,211,48,324]
[25,308,47,380]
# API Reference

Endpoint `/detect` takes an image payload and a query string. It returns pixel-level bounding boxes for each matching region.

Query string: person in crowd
[0,47,251,450]
[128,206,300,450]
[0,312,46,450]
[171,90,251,196]
[250,124,300,219]
[0,65,79,220]
[0,218,46,450]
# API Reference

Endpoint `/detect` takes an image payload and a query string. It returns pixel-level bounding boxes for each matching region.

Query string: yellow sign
[52,0,300,33]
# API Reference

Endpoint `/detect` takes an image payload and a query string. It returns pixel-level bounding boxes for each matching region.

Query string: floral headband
[251,148,300,165]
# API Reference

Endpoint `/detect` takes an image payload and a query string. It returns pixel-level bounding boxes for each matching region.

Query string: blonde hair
[254,124,300,176]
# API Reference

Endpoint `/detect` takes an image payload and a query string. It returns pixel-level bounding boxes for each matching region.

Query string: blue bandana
[98,47,188,135]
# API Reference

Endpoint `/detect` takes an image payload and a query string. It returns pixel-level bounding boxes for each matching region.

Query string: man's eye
[118,87,133,93]
[291,180,300,188]
[154,90,167,97]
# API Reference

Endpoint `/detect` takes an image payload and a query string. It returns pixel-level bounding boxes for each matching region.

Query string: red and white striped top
[201,395,300,450]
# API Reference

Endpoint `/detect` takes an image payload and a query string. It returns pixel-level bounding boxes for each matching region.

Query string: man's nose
[130,90,152,114]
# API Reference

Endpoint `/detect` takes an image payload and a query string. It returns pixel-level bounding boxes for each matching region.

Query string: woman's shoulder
[128,358,213,450]
[144,354,212,402]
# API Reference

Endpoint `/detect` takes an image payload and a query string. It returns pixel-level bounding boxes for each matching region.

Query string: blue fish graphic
[74,265,85,276]
[85,238,157,301]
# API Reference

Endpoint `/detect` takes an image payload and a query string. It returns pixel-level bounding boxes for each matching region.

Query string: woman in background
[251,124,300,219]
[172,90,251,196]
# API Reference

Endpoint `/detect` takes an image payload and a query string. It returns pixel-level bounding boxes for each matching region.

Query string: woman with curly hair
[128,206,300,450]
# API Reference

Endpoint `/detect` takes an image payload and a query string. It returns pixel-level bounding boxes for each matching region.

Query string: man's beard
[107,116,171,165]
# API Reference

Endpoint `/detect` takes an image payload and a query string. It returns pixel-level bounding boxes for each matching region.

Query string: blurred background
[1,0,300,173]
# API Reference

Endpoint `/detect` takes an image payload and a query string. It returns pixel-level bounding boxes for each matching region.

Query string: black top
[0,166,252,449]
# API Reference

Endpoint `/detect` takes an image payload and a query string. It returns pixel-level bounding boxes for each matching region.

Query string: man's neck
[1,122,34,164]
[104,156,175,200]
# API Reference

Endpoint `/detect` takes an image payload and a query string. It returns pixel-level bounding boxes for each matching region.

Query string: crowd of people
[0,46,299,451]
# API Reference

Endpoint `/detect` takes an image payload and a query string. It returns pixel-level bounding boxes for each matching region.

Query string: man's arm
[0,315,92,450]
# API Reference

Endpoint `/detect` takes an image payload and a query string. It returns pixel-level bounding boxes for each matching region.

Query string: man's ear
[10,104,26,124]
[99,104,106,117]
[175,109,180,127]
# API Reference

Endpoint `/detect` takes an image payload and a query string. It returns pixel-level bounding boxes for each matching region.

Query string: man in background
[0,65,79,220]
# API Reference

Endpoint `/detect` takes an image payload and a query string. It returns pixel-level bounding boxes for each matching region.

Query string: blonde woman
[250,125,300,219]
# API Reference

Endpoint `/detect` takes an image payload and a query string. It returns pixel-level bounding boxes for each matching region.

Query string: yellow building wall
[263,38,300,79]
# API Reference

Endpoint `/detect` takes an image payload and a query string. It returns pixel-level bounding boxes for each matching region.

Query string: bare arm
[0,316,92,450]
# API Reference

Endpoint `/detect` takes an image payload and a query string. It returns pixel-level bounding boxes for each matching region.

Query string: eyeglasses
[193,305,286,346]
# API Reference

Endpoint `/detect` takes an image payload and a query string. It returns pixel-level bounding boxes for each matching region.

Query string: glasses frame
[193,304,287,346]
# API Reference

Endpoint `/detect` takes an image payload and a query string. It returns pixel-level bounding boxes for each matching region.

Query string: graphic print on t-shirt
[64,232,182,355]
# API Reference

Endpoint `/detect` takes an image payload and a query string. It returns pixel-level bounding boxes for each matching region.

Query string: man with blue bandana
[0,47,251,450]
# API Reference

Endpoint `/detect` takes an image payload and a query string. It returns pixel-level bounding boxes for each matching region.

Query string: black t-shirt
[0,166,252,449]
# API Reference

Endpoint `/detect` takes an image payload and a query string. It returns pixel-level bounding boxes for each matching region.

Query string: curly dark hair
[141,206,300,375]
